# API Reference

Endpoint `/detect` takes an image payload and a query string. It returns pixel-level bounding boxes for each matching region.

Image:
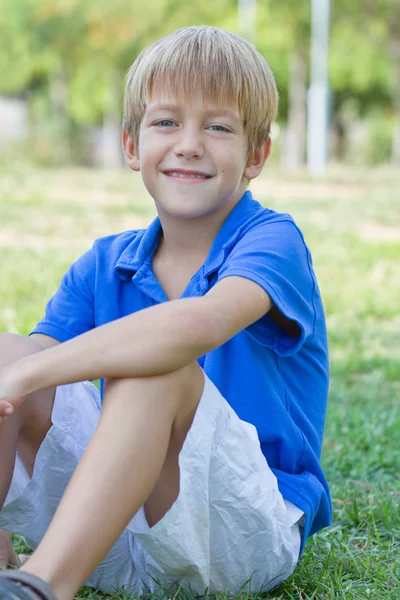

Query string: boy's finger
[0,402,14,415]
[0,406,13,424]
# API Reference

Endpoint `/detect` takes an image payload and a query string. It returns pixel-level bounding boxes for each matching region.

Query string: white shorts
[0,375,303,596]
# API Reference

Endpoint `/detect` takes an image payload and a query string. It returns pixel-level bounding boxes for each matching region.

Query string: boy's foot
[0,570,57,600]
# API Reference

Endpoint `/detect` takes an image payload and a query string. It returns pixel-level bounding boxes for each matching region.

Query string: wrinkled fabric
[1,376,302,596]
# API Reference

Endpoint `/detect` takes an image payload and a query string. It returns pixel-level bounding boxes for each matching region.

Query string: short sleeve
[217,219,316,355]
[30,246,96,342]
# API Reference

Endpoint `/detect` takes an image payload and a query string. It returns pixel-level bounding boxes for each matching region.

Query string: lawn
[1,164,399,599]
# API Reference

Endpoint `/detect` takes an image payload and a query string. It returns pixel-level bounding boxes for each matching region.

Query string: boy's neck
[151,220,217,301]
[158,218,215,260]
[154,187,246,262]
[155,205,230,264]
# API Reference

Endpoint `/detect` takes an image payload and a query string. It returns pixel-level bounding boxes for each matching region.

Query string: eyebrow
[147,104,240,120]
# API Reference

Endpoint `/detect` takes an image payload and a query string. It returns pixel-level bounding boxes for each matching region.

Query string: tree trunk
[388,6,400,164]
[284,48,307,172]
[50,69,71,164]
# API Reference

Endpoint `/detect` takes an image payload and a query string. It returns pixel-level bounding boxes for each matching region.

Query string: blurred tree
[0,0,35,93]
[256,2,310,171]
[331,0,398,163]
[257,0,396,167]
[387,0,400,163]
[0,0,396,166]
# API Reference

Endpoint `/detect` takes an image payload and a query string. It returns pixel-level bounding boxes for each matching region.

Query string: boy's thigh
[127,375,302,596]
[0,333,56,477]
[18,385,56,477]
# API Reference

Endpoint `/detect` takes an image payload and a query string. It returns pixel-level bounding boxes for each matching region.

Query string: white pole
[307,0,331,176]
[238,0,256,43]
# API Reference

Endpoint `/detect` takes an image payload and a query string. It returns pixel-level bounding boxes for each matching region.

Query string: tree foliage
[0,0,396,163]
[0,0,237,122]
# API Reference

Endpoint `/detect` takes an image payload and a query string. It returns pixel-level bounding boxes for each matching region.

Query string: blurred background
[0,0,399,172]
[1,3,400,595]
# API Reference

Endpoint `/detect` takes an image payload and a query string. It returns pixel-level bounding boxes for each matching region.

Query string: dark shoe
[0,571,56,600]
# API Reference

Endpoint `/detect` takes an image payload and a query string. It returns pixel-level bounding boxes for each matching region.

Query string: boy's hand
[0,364,25,423]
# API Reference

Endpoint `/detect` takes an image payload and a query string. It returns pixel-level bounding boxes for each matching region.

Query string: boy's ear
[122,128,140,172]
[243,137,272,181]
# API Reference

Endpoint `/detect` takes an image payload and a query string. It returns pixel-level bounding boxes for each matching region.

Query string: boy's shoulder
[212,191,304,248]
[212,193,311,272]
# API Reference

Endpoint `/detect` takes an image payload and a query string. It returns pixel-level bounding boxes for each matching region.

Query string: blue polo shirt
[31,190,331,551]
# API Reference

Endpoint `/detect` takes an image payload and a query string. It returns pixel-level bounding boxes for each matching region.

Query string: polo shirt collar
[114,216,162,278]
[114,190,262,280]
[203,190,263,276]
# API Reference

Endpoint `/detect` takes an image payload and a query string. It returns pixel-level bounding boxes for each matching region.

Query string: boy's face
[123,92,270,222]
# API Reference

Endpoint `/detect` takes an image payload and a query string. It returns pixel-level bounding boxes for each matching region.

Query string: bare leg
[22,363,205,600]
[0,531,19,569]
[0,334,56,567]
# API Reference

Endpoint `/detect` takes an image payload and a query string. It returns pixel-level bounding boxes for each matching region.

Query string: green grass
[1,165,400,599]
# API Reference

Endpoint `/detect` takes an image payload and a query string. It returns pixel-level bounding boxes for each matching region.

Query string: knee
[0,333,43,367]
[104,362,204,412]
[107,361,203,391]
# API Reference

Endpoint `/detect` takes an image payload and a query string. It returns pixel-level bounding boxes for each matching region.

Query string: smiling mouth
[162,170,212,180]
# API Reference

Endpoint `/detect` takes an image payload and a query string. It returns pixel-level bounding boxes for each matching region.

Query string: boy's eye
[208,124,230,132]
[155,119,176,127]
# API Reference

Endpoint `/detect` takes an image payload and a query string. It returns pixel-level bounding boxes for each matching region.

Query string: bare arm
[29,334,60,350]
[0,277,271,411]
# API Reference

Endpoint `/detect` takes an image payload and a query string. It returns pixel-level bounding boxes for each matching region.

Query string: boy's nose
[174,128,204,159]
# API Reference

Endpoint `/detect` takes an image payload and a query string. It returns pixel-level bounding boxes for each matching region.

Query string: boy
[0,26,331,600]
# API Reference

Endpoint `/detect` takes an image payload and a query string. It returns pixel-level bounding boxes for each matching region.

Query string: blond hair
[123,26,278,159]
